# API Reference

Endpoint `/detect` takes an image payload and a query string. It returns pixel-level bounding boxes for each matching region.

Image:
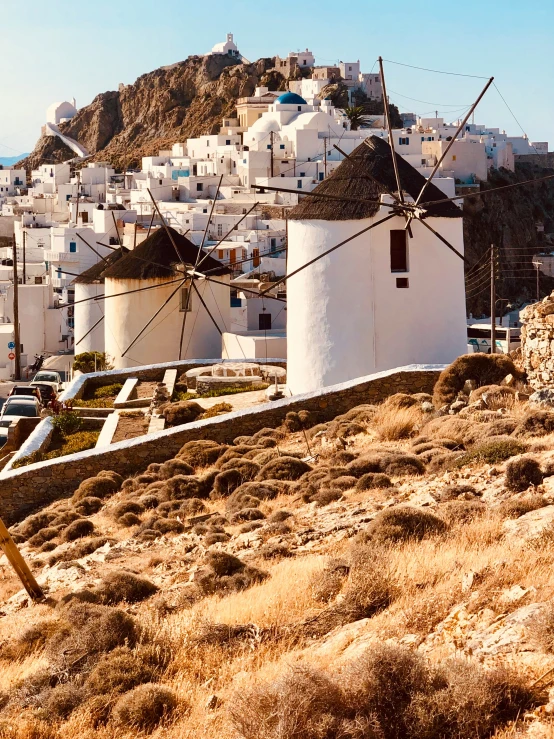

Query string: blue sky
[1,0,553,155]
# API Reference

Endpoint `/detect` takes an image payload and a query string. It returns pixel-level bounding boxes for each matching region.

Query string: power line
[383,58,490,80]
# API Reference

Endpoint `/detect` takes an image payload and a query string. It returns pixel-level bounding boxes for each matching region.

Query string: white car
[32,371,63,393]
[0,398,41,428]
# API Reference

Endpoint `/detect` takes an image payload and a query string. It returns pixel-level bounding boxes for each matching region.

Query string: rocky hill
[4,357,554,737]
[18,55,277,171]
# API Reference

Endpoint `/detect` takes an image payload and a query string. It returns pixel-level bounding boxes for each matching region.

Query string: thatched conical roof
[73,247,130,284]
[102,226,230,281]
[288,135,462,221]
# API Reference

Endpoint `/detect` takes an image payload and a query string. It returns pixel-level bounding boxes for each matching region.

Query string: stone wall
[61,358,288,401]
[0,365,442,525]
[520,294,554,388]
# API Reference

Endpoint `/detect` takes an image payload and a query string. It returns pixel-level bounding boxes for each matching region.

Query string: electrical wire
[382,58,490,80]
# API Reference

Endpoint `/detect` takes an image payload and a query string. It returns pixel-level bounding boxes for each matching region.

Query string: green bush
[52,411,81,437]
[94,383,123,399]
[454,438,526,467]
[198,384,269,398]
[73,352,113,374]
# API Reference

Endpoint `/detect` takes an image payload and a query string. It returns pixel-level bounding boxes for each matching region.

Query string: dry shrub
[230,508,266,523]
[283,410,314,432]
[216,444,254,466]
[346,455,385,477]
[49,536,110,565]
[113,501,144,519]
[153,517,184,534]
[49,602,137,662]
[433,353,519,408]
[28,526,60,548]
[515,409,554,437]
[119,512,141,527]
[72,475,119,502]
[384,454,425,477]
[311,559,350,603]
[439,483,478,501]
[204,532,231,546]
[196,551,268,595]
[14,512,54,540]
[530,603,554,652]
[423,415,473,444]
[163,400,203,426]
[41,683,84,720]
[177,439,226,467]
[4,618,66,659]
[113,683,178,732]
[500,493,547,519]
[158,458,194,479]
[213,459,260,496]
[505,455,544,492]
[98,469,124,486]
[356,473,393,491]
[252,427,286,442]
[93,571,158,605]
[258,456,312,481]
[164,474,202,500]
[231,643,540,739]
[63,518,94,541]
[84,646,156,697]
[360,506,447,544]
[454,437,527,467]
[230,665,353,739]
[372,404,423,441]
[233,480,284,501]
[331,475,357,491]
[383,392,420,409]
[470,384,517,410]
[269,510,293,524]
[311,488,343,507]
[179,498,206,516]
[438,500,486,525]
[74,496,103,515]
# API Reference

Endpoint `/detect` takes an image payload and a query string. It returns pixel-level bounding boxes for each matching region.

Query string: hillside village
[4,28,554,739]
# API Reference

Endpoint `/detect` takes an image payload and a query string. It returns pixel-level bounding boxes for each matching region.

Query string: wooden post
[378,56,405,205]
[22,230,26,285]
[12,238,21,381]
[0,518,44,601]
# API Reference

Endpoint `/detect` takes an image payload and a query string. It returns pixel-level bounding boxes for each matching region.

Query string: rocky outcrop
[19,55,275,171]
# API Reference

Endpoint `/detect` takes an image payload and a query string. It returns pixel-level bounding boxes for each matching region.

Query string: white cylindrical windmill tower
[286,136,467,394]
[102,226,230,369]
[73,248,128,355]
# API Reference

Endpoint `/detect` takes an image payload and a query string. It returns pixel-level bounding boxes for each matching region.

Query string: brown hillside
[19,55,276,171]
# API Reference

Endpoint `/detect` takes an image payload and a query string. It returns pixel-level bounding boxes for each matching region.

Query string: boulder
[529,388,554,409]
[503,504,554,541]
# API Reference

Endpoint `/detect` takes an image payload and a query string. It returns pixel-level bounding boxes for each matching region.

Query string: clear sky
[1,0,553,156]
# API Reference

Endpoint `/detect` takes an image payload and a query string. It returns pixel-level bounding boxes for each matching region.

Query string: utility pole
[490,244,496,354]
[22,229,26,285]
[270,130,274,179]
[324,135,327,179]
[12,239,21,380]
[75,170,81,226]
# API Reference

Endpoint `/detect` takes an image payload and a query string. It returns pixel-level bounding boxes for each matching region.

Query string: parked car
[0,398,41,428]
[32,371,63,393]
[29,382,57,405]
[8,385,41,401]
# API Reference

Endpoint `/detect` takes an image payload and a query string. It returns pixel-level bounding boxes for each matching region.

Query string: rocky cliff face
[463,164,554,317]
[19,54,275,171]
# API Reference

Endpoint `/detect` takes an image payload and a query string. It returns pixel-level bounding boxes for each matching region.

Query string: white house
[286,136,468,394]
[103,226,231,368]
[0,168,25,197]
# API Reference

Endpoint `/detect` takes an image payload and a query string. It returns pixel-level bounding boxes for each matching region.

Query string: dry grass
[371,404,424,441]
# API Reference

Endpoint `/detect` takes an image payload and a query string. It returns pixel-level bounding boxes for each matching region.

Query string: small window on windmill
[180,286,192,312]
[396,278,409,288]
[390,230,408,273]
[259,313,271,330]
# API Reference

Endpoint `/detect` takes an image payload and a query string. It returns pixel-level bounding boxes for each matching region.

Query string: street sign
[8,353,15,361]
[7,342,15,350]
